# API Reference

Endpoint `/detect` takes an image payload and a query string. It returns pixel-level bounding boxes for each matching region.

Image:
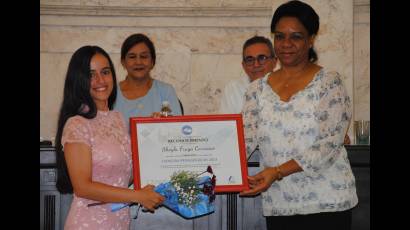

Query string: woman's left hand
[239,167,277,196]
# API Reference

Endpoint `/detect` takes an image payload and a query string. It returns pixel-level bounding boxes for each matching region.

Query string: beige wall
[353,0,370,121]
[40,0,369,143]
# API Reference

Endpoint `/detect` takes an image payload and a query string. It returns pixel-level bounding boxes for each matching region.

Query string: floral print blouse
[242,68,358,216]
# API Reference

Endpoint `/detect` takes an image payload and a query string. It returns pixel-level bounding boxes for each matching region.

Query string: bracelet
[275,166,283,181]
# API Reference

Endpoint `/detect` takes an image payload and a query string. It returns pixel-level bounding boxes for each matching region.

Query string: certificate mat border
[130,114,249,193]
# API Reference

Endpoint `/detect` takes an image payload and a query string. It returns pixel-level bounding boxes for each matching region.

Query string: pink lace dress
[62,110,132,230]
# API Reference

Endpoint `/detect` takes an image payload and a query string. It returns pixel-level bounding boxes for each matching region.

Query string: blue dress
[114,79,182,131]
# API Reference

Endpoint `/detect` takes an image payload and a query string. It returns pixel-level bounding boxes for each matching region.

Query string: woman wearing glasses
[240,1,358,230]
[219,35,277,114]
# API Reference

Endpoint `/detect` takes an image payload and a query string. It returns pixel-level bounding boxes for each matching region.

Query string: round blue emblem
[182,125,192,135]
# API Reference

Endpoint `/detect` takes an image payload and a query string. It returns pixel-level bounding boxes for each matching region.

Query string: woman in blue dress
[114,33,182,131]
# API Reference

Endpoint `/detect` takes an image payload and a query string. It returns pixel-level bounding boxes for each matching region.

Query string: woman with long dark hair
[55,45,164,229]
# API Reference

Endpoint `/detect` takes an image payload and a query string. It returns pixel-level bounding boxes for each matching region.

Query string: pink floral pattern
[62,110,132,229]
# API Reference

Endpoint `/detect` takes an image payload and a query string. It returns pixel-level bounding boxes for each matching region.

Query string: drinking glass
[354,120,370,145]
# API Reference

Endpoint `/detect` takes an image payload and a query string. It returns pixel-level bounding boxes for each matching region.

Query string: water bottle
[160,101,172,117]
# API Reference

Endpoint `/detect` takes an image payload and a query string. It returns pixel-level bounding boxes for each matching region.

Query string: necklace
[134,78,152,110]
[281,62,311,88]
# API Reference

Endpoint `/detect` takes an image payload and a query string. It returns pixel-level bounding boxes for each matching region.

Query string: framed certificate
[130,114,249,193]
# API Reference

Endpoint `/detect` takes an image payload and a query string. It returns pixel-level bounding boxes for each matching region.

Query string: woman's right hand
[137,184,165,212]
[151,112,162,118]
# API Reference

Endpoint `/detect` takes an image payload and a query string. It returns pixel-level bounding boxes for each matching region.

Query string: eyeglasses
[243,54,273,66]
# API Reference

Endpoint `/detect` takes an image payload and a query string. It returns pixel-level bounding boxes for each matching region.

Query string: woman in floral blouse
[239,1,358,230]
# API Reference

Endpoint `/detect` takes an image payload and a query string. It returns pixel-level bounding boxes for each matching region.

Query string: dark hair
[55,45,117,194]
[271,0,319,63]
[242,35,275,58]
[121,33,156,66]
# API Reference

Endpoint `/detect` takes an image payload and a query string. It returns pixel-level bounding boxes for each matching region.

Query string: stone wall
[353,0,370,121]
[40,0,369,143]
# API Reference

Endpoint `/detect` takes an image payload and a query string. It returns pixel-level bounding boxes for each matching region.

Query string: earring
[78,103,90,113]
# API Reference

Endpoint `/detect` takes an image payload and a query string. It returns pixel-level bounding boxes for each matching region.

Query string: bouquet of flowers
[154,166,216,219]
[107,166,216,219]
